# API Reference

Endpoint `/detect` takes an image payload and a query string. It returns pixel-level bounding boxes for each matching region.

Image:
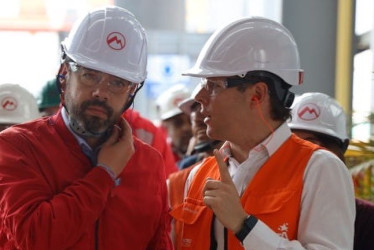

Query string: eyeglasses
[200,79,228,96]
[200,77,256,96]
[68,62,136,94]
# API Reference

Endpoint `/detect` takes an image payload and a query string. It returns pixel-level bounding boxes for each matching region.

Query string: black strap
[210,215,217,250]
[224,227,228,250]
[235,215,258,243]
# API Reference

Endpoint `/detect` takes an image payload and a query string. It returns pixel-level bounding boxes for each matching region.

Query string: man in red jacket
[0,6,172,250]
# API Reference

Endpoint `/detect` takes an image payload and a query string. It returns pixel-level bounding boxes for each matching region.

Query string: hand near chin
[97,117,135,177]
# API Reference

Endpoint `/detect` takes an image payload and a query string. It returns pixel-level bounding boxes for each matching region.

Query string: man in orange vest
[170,17,355,249]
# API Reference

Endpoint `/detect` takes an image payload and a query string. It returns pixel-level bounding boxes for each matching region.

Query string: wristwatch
[235,215,258,242]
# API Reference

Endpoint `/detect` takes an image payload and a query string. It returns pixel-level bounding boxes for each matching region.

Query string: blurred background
[0,0,372,140]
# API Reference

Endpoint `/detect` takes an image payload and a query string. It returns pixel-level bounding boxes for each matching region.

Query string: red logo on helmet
[1,97,17,111]
[297,103,320,121]
[173,96,185,107]
[106,32,126,50]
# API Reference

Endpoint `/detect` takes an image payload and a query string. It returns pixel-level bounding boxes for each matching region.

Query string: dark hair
[293,129,349,162]
[228,71,294,122]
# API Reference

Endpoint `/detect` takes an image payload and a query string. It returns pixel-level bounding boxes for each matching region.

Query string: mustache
[81,99,113,117]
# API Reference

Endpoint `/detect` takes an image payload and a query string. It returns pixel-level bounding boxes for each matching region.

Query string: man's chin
[206,128,219,141]
[84,121,110,135]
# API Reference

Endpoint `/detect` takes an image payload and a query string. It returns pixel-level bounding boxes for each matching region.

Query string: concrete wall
[282,0,339,97]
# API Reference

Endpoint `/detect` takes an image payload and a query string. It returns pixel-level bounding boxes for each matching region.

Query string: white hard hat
[178,82,203,115]
[183,17,303,86]
[156,84,191,120]
[288,92,348,143]
[62,6,147,84]
[0,84,41,125]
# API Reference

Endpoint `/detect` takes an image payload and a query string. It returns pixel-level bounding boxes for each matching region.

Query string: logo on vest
[277,222,289,239]
[182,238,192,247]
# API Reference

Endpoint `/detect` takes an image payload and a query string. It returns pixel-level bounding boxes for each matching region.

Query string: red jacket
[0,112,172,250]
[124,109,178,177]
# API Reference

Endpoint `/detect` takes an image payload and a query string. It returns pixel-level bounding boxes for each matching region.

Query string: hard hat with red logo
[61,6,147,84]
[0,84,40,125]
[182,17,303,86]
[156,84,191,120]
[288,92,348,143]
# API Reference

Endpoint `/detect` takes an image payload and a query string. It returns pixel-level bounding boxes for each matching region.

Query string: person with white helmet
[170,17,355,249]
[0,83,40,131]
[289,92,374,250]
[177,81,222,169]
[156,84,193,164]
[0,6,172,249]
[289,92,350,161]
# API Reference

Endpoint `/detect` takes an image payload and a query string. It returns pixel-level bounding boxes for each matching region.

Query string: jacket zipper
[95,220,100,250]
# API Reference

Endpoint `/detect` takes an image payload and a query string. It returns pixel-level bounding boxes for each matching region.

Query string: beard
[66,96,119,137]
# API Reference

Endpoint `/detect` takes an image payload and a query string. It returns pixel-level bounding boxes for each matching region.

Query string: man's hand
[97,117,135,177]
[203,149,248,233]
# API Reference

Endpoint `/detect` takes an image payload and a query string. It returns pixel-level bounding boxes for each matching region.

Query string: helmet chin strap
[68,115,108,138]
[121,81,144,112]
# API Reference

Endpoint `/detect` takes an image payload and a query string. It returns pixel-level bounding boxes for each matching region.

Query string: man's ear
[57,64,69,92]
[250,81,268,105]
[57,63,69,105]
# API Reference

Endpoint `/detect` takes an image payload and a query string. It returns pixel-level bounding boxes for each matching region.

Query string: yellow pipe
[335,0,354,116]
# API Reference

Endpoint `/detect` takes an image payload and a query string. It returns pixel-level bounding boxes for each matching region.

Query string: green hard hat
[37,78,60,110]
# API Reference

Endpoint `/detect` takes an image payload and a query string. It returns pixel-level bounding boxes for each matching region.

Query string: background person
[288,92,374,250]
[0,6,172,249]
[123,108,178,177]
[37,78,61,117]
[170,17,355,249]
[178,82,222,169]
[0,83,40,131]
[156,84,192,164]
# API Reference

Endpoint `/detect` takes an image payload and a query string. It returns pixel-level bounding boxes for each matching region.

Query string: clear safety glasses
[68,62,136,94]
[200,77,257,96]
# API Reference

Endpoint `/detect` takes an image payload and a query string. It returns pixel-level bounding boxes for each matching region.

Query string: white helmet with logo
[0,84,40,125]
[288,92,348,143]
[156,84,191,120]
[62,6,147,84]
[183,17,303,86]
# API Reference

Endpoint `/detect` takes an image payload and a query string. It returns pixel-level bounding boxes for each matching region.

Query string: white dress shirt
[185,122,355,250]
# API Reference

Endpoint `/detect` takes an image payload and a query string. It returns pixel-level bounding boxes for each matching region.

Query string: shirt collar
[220,121,292,159]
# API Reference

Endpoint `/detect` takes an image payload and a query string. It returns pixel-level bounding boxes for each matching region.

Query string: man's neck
[229,120,283,163]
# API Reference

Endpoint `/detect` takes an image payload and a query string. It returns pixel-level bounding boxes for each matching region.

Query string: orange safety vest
[171,134,320,250]
[168,164,196,247]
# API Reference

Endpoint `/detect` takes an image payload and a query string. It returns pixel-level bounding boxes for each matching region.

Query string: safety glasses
[68,62,136,94]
